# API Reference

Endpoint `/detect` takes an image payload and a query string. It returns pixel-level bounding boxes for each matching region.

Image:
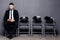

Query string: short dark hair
[9,3,14,5]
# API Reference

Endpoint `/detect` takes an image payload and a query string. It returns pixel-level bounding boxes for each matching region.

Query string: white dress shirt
[9,10,14,20]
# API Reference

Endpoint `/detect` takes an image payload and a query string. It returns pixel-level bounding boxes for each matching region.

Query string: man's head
[9,3,14,10]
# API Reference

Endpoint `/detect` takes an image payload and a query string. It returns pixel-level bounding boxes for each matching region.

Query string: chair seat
[19,26,29,29]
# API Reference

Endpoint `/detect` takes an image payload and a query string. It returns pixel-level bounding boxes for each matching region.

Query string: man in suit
[3,3,19,39]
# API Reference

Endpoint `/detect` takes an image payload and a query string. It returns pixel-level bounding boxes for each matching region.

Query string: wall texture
[0,0,60,35]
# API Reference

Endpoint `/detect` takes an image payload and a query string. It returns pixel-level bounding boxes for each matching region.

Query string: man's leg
[10,22,17,37]
[5,22,13,39]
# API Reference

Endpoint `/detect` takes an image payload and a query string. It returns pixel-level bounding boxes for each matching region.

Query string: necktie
[11,10,14,20]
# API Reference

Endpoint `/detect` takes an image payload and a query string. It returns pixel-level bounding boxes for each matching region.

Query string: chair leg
[5,31,6,36]
[5,31,7,36]
[29,27,30,36]
[42,28,44,36]
[43,24,45,37]
[31,27,33,36]
[16,29,18,37]
[44,29,45,37]
[54,28,56,36]
[17,28,19,36]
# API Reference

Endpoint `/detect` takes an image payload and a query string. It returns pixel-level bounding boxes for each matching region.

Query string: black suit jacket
[3,9,19,27]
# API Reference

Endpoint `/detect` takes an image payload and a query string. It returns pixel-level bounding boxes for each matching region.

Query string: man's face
[9,5,14,10]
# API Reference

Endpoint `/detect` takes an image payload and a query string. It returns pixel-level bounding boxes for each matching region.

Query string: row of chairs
[17,16,56,36]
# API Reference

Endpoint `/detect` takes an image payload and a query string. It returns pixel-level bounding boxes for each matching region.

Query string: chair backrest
[33,16,42,23]
[44,16,53,23]
[20,16,29,23]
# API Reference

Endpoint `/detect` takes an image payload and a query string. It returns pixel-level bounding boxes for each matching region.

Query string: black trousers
[4,21,17,35]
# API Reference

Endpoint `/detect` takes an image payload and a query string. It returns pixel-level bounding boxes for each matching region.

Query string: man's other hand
[7,19,15,22]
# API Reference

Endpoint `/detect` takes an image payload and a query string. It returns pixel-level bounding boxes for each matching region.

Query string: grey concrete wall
[0,0,60,35]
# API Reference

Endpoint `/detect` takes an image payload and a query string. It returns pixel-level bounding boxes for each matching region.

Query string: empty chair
[44,16,56,36]
[18,16,30,36]
[31,16,43,36]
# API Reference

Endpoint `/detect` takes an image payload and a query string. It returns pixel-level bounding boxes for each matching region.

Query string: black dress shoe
[9,36,12,39]
[7,35,13,39]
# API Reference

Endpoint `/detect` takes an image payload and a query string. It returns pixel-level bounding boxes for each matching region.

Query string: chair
[18,16,30,36]
[31,16,43,36]
[44,16,56,36]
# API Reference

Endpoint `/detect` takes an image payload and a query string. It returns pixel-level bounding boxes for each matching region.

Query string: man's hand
[10,19,15,22]
[7,19,15,22]
[7,19,11,22]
